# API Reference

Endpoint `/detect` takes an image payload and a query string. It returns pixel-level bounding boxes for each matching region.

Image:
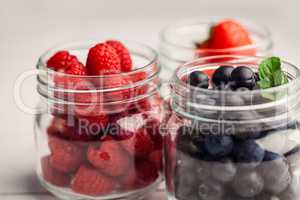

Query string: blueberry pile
[188,65,258,90]
[174,124,300,200]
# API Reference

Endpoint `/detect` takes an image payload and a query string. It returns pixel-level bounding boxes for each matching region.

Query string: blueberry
[231,66,256,90]
[279,174,300,200]
[176,126,205,158]
[212,66,234,88]
[224,94,245,106]
[232,171,264,198]
[196,161,212,182]
[198,180,225,200]
[175,164,199,200]
[233,140,265,169]
[203,135,234,159]
[188,71,209,88]
[258,152,290,194]
[285,146,300,170]
[257,193,279,200]
[211,159,237,183]
[255,72,260,82]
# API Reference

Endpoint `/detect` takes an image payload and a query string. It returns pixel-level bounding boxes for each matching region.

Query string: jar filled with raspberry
[159,18,273,81]
[34,40,165,200]
[163,55,300,200]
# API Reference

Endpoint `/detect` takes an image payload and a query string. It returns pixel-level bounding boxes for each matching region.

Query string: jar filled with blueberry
[164,55,300,200]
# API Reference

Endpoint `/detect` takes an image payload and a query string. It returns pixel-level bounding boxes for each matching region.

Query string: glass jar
[164,55,300,200]
[159,18,273,81]
[34,41,165,200]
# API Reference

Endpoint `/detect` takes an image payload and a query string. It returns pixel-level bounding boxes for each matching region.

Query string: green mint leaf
[258,78,272,89]
[258,57,288,101]
[259,57,281,77]
[273,70,288,86]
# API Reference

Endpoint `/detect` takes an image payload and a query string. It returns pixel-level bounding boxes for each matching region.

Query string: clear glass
[159,18,273,81]
[164,55,300,200]
[34,41,166,200]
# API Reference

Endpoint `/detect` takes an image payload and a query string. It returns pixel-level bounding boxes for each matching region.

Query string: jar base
[38,175,163,200]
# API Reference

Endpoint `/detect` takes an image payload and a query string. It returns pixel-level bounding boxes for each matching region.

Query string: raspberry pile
[41,40,163,196]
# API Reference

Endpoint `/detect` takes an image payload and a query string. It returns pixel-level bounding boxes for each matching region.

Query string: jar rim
[37,39,158,79]
[36,40,161,106]
[172,55,300,96]
[160,17,273,53]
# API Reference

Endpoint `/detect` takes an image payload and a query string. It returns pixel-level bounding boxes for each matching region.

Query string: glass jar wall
[164,55,300,200]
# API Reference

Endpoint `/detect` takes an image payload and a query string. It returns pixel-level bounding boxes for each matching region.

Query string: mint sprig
[258,57,288,89]
[258,57,289,100]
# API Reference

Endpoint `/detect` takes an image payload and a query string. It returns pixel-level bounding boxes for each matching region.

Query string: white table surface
[1,0,300,199]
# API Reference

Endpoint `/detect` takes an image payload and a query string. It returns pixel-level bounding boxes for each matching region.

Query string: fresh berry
[87,140,131,177]
[175,164,198,200]
[47,116,74,139]
[212,66,234,88]
[148,150,163,171]
[120,160,158,190]
[188,71,209,88]
[75,114,109,138]
[176,126,205,158]
[209,20,253,49]
[258,152,290,194]
[47,51,85,74]
[233,140,265,169]
[86,43,121,75]
[231,66,256,90]
[198,180,225,200]
[48,137,84,173]
[211,159,236,183]
[203,135,233,159]
[106,40,133,72]
[71,165,115,196]
[231,171,264,198]
[135,160,159,187]
[145,118,162,150]
[120,128,154,158]
[41,156,70,187]
[279,174,300,200]
[194,160,212,182]
[102,75,132,102]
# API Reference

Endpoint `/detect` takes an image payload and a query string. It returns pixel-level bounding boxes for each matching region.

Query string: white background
[0,0,299,198]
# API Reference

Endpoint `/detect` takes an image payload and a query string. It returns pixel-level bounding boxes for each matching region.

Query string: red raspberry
[75,114,109,140]
[145,118,162,150]
[86,43,121,75]
[87,139,131,177]
[120,127,154,158]
[47,116,74,139]
[120,160,158,190]
[71,165,115,196]
[106,40,133,72]
[47,50,86,75]
[148,150,163,171]
[135,160,159,187]
[113,113,146,140]
[41,156,70,187]
[48,137,85,173]
[103,75,132,101]
[47,116,96,143]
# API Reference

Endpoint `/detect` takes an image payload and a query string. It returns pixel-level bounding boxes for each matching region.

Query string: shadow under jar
[159,18,273,81]
[34,41,165,200]
[163,55,300,200]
